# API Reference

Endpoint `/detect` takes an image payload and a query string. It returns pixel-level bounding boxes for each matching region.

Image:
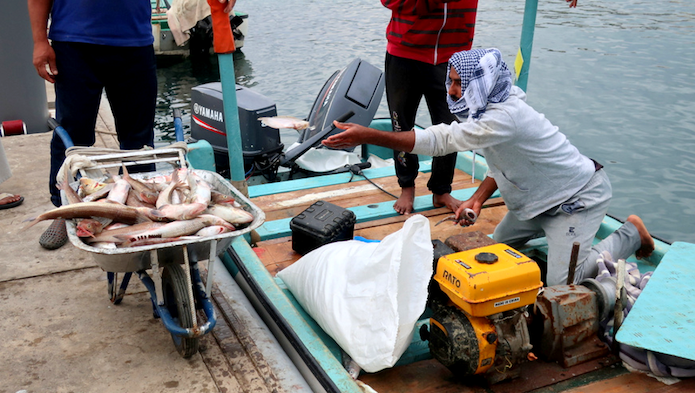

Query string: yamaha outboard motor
[190,84,284,178]
[189,58,384,179]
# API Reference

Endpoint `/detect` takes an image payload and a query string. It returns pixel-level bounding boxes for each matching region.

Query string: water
[154,0,695,244]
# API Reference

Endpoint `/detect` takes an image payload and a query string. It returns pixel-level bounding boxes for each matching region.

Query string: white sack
[277,215,433,372]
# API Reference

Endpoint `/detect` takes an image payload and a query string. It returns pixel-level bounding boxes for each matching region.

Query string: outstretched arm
[322,121,416,153]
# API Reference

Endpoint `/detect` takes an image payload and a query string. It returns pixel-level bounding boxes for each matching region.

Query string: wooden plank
[253,168,477,222]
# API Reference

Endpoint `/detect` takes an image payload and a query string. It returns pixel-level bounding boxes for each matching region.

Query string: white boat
[151,0,248,57]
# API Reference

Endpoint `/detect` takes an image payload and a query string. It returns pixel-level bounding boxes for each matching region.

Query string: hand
[220,0,236,13]
[454,200,481,227]
[566,0,577,7]
[321,121,369,149]
[32,41,57,83]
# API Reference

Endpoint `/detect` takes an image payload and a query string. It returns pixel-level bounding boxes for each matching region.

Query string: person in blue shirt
[27,0,234,249]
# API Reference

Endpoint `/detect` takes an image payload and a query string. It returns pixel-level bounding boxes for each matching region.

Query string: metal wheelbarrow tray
[59,146,265,358]
[65,168,265,272]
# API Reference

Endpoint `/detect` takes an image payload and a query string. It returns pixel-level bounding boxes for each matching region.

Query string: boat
[182,108,695,391]
[151,0,248,58]
[178,0,695,390]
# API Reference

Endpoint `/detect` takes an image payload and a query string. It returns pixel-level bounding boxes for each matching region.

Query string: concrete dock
[0,86,307,393]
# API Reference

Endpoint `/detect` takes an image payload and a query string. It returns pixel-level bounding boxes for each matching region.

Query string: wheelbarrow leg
[107,272,133,305]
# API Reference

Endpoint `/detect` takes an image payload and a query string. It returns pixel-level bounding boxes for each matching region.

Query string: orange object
[206,0,235,54]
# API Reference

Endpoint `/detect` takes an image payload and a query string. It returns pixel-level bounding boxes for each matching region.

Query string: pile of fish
[25,166,254,249]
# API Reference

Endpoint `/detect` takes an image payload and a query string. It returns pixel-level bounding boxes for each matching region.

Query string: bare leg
[626,215,655,259]
[433,193,462,213]
[393,186,415,215]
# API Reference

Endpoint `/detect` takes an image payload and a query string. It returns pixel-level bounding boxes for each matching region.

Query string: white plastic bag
[277,214,433,373]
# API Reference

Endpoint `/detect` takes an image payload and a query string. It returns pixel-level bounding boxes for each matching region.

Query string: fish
[82,183,114,202]
[125,189,156,209]
[188,171,211,205]
[259,116,311,130]
[119,218,208,245]
[76,218,106,238]
[79,177,109,195]
[195,225,231,237]
[107,177,131,205]
[121,164,159,205]
[92,242,118,249]
[155,202,207,221]
[24,202,149,229]
[156,169,184,208]
[205,204,254,225]
[125,236,199,248]
[86,222,166,244]
[211,190,237,206]
[198,214,236,231]
[57,172,82,205]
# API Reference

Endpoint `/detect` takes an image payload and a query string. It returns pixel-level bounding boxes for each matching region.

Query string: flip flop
[0,193,24,210]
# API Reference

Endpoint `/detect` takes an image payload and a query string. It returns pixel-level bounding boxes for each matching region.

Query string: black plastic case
[290,200,356,255]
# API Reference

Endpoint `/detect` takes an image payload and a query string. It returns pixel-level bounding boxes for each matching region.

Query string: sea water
[154,0,695,244]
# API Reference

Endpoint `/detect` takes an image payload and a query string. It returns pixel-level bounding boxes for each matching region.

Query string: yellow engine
[426,244,543,383]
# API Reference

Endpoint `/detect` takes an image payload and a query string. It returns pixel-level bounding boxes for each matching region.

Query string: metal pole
[0,0,49,133]
[218,53,246,183]
[515,0,539,92]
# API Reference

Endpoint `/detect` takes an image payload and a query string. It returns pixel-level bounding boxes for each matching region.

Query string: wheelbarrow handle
[48,117,75,149]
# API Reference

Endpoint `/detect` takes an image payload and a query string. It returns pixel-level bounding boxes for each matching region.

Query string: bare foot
[393,187,415,215]
[433,193,462,213]
[626,215,655,259]
[0,193,23,210]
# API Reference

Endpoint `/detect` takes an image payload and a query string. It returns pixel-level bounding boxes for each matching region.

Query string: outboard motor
[189,58,384,179]
[190,83,283,178]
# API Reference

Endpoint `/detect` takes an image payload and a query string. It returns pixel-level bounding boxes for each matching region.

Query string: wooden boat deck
[247,163,695,393]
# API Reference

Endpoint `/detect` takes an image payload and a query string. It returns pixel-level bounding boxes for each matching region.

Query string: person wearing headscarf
[323,48,654,286]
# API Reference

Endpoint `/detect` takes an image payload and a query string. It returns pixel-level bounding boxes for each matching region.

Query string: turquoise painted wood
[186,139,217,172]
[516,0,539,92]
[217,53,246,182]
[249,164,404,198]
[616,241,695,361]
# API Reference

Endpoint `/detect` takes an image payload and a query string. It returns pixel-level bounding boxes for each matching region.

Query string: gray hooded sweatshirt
[412,86,595,220]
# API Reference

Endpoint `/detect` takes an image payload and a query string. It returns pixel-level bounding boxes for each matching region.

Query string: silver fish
[205,204,254,225]
[156,202,207,221]
[121,218,207,244]
[195,225,231,237]
[121,164,159,205]
[24,202,149,229]
[107,177,131,205]
[259,116,310,130]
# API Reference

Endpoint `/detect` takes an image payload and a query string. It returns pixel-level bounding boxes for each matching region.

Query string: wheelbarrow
[57,142,265,358]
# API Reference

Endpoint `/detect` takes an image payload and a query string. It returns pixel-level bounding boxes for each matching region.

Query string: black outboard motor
[190,84,283,177]
[189,58,385,179]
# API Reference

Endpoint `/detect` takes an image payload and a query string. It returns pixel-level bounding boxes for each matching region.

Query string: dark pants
[385,53,457,195]
[50,41,157,206]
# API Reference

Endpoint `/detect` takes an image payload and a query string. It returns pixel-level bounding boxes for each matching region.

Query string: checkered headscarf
[446,48,513,120]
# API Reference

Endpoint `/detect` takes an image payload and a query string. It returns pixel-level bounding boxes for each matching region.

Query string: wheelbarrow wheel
[162,263,199,358]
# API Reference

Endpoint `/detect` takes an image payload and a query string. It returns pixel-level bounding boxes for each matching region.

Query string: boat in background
[151,0,248,58]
